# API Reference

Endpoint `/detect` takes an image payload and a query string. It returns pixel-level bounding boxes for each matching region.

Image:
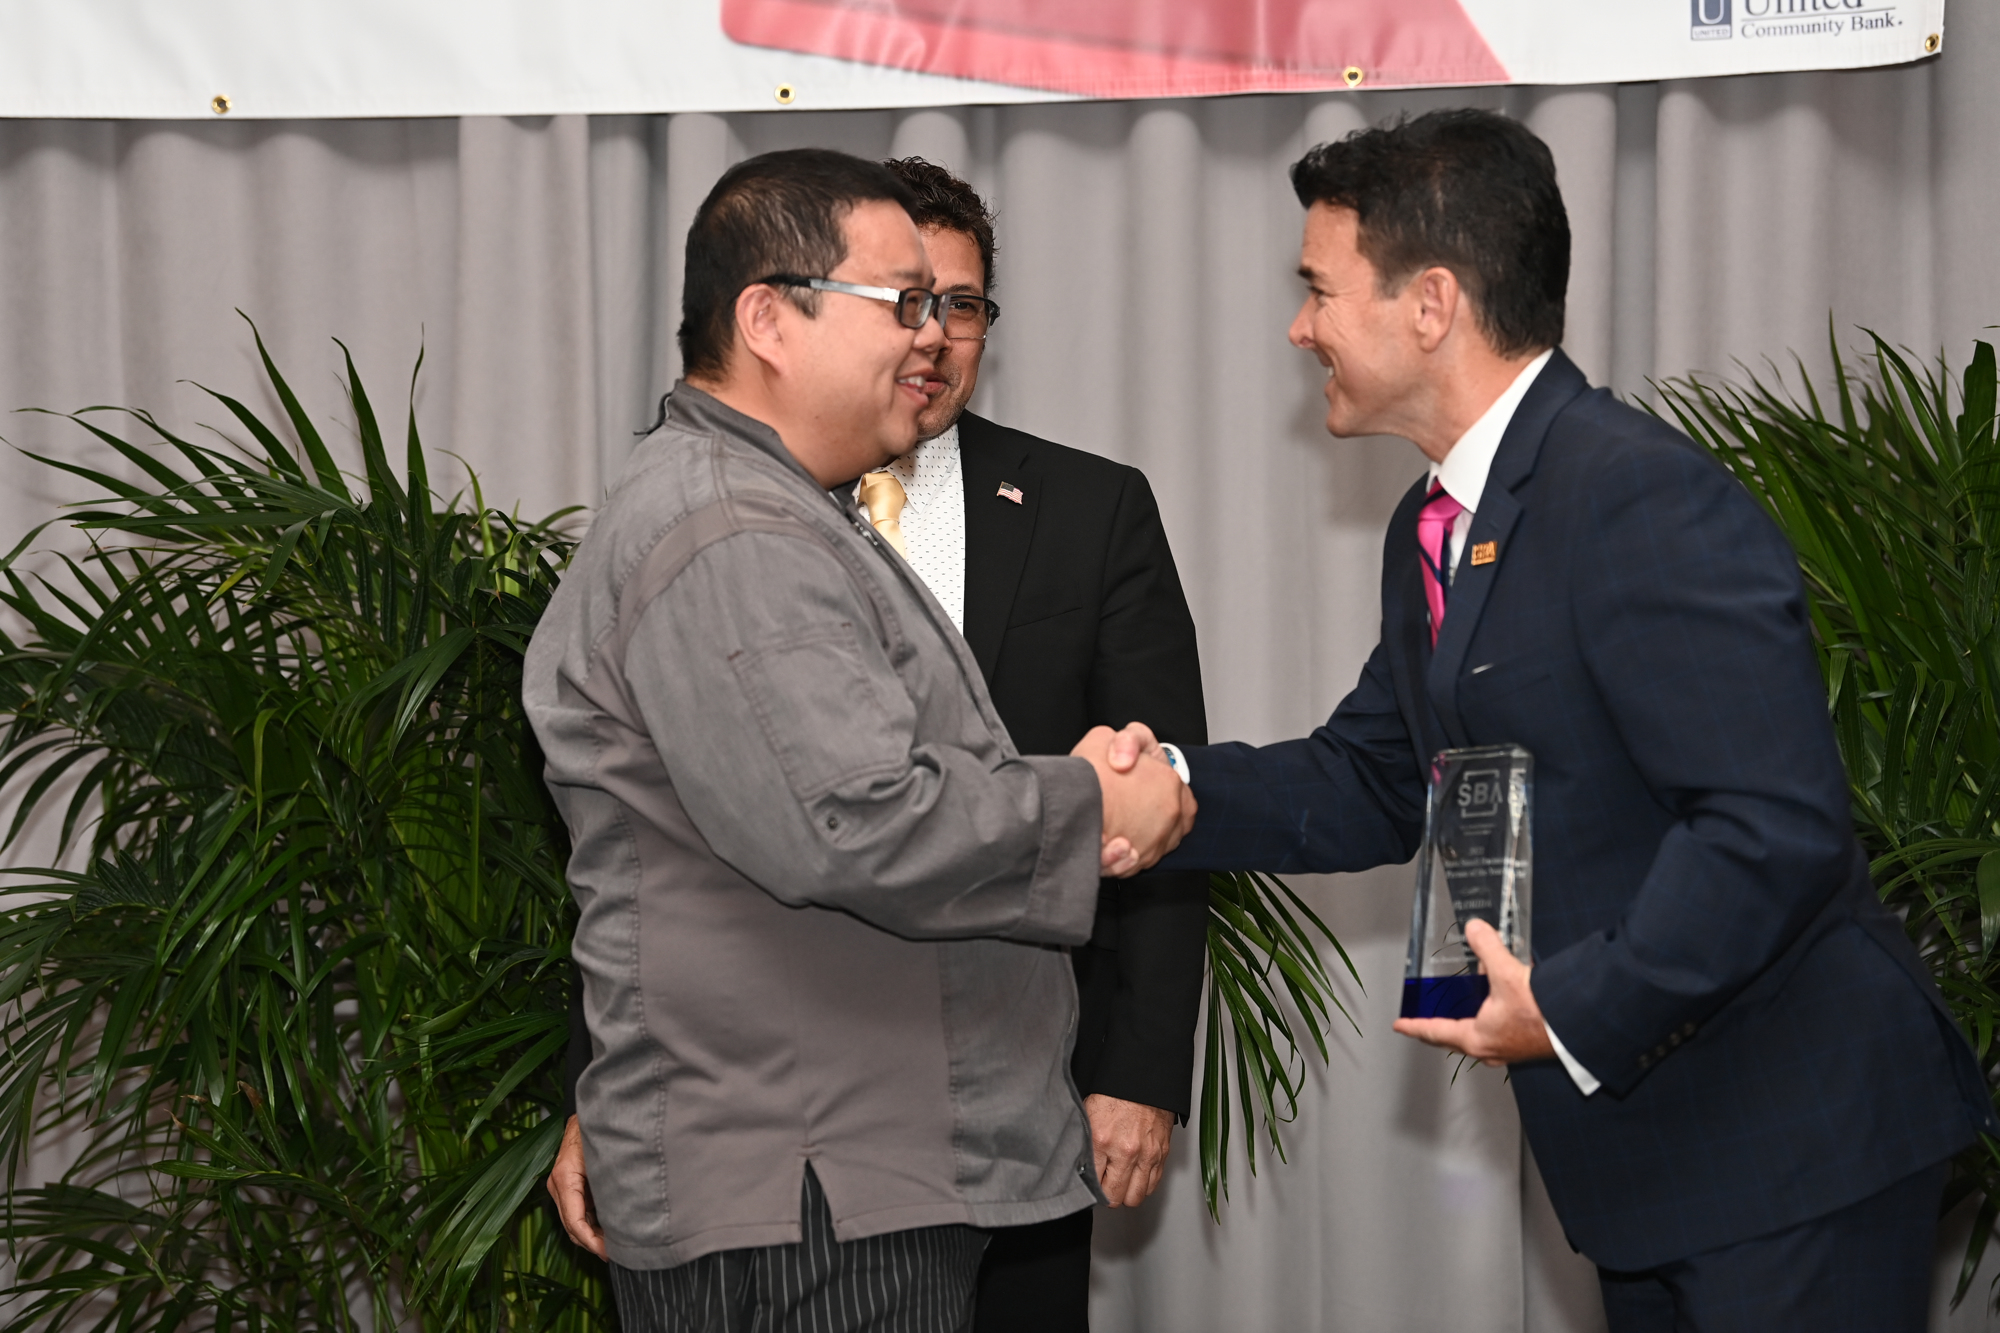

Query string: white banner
[0,0,1947,120]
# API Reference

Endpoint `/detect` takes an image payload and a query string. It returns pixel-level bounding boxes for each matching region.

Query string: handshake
[1070,722,1191,877]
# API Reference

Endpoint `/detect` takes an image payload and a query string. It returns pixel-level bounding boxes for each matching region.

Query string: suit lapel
[1424,350,1590,744]
[956,413,1040,683]
[1426,490,1523,745]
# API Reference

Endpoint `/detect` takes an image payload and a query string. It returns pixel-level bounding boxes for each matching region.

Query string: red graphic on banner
[722,0,1509,97]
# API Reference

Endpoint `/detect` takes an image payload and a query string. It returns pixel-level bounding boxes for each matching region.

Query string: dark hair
[1289,109,1568,356]
[882,157,997,292]
[678,148,918,379]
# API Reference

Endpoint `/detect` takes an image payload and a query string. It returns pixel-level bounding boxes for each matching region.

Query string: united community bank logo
[1692,0,1904,40]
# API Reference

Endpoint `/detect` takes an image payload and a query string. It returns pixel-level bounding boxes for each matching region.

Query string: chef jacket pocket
[730,623,907,802]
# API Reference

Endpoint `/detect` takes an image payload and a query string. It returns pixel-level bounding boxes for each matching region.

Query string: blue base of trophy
[1400,975,1489,1019]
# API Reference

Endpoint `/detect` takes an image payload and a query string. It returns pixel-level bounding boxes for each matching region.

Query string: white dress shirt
[1166,350,1600,1095]
[855,424,968,635]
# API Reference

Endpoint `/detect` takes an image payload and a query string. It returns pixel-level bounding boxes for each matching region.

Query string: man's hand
[546,1114,608,1259]
[1072,725,1195,876]
[1392,918,1556,1065]
[1104,720,1164,775]
[1085,1094,1175,1207]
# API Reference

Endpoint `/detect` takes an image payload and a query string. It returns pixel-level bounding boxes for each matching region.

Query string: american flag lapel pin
[996,481,1024,504]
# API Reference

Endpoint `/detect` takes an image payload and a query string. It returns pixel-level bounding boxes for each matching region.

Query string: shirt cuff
[1158,742,1192,786]
[1546,1021,1601,1096]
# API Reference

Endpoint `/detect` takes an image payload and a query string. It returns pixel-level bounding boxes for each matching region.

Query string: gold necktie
[857,471,909,557]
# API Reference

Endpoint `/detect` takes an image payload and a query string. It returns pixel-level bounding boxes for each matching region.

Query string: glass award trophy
[1401,745,1533,1020]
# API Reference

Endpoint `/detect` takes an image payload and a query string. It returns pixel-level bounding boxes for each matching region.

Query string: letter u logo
[1693,0,1730,23]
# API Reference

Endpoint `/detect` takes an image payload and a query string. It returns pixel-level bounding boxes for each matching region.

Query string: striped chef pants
[609,1166,989,1333]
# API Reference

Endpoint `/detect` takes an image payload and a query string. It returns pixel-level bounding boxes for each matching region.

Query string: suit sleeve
[1161,633,1428,876]
[623,528,1104,945]
[1076,469,1211,1117]
[1528,439,1857,1098]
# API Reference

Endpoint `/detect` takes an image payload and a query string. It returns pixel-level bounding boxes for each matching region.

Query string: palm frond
[0,326,604,1329]
[1199,870,1359,1220]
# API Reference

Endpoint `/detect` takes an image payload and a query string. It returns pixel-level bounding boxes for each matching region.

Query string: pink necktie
[1417,483,1464,647]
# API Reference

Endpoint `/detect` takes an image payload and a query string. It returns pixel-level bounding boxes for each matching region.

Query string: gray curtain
[3,6,1998,1328]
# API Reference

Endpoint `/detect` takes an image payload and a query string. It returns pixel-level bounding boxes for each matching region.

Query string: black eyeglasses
[755,274,942,330]
[937,293,1001,342]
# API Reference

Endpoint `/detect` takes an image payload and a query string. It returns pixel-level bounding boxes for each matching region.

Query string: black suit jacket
[957,411,1209,1118]
[563,413,1212,1124]
[1163,352,1993,1268]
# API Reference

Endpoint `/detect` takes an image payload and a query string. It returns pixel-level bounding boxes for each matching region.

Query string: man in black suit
[1110,109,1996,1331]
[547,157,1210,1332]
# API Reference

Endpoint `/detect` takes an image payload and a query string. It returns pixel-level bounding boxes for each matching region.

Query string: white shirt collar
[1426,349,1554,513]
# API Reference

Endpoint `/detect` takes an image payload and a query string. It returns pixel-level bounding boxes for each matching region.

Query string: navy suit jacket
[1165,351,1994,1269]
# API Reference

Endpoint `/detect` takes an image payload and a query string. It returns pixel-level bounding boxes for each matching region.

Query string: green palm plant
[0,327,603,1330]
[1200,870,1357,1220]
[0,327,1356,1326]
[1657,330,2000,1309]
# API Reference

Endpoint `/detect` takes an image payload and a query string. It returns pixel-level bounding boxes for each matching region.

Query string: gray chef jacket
[522,383,1107,1271]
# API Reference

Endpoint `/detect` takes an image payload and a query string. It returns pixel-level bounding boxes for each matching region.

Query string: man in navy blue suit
[1100,109,1996,1330]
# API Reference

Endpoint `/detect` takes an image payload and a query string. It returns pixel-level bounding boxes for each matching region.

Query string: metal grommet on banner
[1342,66,1365,89]
[211,94,232,115]
[774,84,796,105]
[1924,32,1941,54]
